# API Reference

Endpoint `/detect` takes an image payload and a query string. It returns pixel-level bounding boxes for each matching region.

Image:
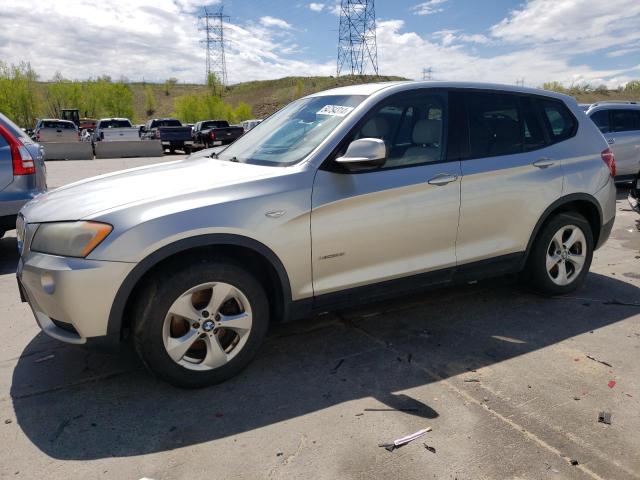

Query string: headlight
[31,221,113,258]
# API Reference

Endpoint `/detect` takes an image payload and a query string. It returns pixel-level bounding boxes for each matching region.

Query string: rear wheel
[133,258,269,388]
[525,213,593,295]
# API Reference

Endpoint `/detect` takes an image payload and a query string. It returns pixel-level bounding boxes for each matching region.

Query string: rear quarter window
[611,109,640,132]
[539,99,577,143]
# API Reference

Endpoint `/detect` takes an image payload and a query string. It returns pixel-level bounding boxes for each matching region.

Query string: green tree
[164,77,178,96]
[144,85,157,117]
[207,72,223,97]
[625,80,640,94]
[0,62,40,127]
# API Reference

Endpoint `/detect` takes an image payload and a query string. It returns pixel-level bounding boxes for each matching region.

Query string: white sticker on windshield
[316,105,354,117]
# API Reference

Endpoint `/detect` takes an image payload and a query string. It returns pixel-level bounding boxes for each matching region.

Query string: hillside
[128,76,639,123]
[128,75,406,121]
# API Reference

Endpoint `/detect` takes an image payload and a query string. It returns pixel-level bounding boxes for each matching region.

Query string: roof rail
[591,100,638,107]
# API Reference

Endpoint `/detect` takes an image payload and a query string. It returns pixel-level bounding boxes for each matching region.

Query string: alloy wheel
[162,282,253,371]
[546,225,587,286]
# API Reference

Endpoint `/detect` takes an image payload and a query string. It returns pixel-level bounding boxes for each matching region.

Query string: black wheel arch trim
[522,192,603,266]
[107,234,293,336]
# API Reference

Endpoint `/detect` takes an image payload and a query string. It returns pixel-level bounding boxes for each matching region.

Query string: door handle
[606,137,615,145]
[533,158,555,169]
[427,173,458,186]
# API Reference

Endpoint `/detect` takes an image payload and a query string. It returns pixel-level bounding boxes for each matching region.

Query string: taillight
[0,124,36,176]
[210,131,216,140]
[601,148,616,177]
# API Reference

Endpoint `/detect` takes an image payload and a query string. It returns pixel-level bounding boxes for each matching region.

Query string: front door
[311,90,461,296]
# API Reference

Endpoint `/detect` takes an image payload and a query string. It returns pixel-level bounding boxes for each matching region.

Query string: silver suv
[17,82,616,388]
[585,101,640,182]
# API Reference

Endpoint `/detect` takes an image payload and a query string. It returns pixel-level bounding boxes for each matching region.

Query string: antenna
[199,5,229,86]
[337,0,379,76]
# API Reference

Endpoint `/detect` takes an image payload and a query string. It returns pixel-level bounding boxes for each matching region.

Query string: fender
[107,234,293,335]
[521,192,603,267]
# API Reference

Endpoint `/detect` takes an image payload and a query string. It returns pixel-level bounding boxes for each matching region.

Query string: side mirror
[335,138,386,171]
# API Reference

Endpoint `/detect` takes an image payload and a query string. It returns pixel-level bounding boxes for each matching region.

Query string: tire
[133,258,270,388]
[184,146,192,155]
[525,213,593,295]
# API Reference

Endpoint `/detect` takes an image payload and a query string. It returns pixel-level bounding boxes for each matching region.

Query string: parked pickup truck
[192,120,244,149]
[32,119,79,143]
[93,118,139,142]
[141,118,194,154]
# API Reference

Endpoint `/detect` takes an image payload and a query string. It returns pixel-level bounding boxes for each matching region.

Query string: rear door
[456,91,564,267]
[608,109,640,177]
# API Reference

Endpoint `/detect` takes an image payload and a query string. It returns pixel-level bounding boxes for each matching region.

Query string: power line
[199,5,229,86]
[336,0,379,76]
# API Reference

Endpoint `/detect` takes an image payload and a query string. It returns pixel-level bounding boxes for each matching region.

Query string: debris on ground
[570,459,579,466]
[598,411,612,425]
[586,355,613,368]
[330,359,344,374]
[423,443,436,454]
[34,354,55,363]
[364,408,419,412]
[4,419,12,424]
[276,452,283,457]
[379,427,432,452]
[464,378,480,383]
[573,396,581,401]
[608,380,616,389]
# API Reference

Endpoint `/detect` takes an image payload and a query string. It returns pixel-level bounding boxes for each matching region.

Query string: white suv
[17,82,617,387]
[585,101,640,182]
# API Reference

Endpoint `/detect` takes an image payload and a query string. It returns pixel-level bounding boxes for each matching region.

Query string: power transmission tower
[422,67,432,80]
[516,78,525,87]
[199,5,229,86]
[336,0,379,77]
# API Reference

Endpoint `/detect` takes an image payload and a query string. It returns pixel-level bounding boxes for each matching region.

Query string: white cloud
[0,0,637,89]
[259,16,292,29]
[410,0,448,16]
[376,19,637,88]
[491,0,640,54]
[308,3,325,12]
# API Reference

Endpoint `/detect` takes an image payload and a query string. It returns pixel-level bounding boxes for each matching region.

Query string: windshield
[42,121,75,129]
[218,94,366,166]
[202,121,229,129]
[154,119,182,127]
[100,119,132,128]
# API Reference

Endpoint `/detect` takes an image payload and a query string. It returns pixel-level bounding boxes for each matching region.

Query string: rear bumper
[17,251,135,344]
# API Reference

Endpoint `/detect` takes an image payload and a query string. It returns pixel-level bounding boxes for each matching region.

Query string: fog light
[40,272,55,294]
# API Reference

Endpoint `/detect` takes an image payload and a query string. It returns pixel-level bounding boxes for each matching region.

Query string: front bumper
[17,251,135,344]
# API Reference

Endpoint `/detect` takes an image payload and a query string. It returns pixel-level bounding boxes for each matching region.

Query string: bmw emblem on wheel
[202,320,215,332]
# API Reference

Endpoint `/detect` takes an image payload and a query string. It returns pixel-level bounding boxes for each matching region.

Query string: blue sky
[1,0,639,87]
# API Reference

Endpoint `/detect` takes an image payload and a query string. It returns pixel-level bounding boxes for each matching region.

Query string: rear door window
[590,110,610,133]
[465,92,523,157]
[539,100,577,143]
[611,109,640,132]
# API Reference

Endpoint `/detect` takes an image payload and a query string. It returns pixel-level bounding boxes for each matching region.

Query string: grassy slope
[128,75,405,122]
[110,76,640,123]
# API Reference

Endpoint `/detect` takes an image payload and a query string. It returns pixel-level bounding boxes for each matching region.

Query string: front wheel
[525,213,593,295]
[133,259,270,388]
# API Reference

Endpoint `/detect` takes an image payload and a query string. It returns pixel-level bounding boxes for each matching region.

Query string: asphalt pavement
[0,156,638,480]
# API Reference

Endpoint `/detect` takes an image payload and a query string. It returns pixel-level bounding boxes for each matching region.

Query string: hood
[21,157,287,223]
